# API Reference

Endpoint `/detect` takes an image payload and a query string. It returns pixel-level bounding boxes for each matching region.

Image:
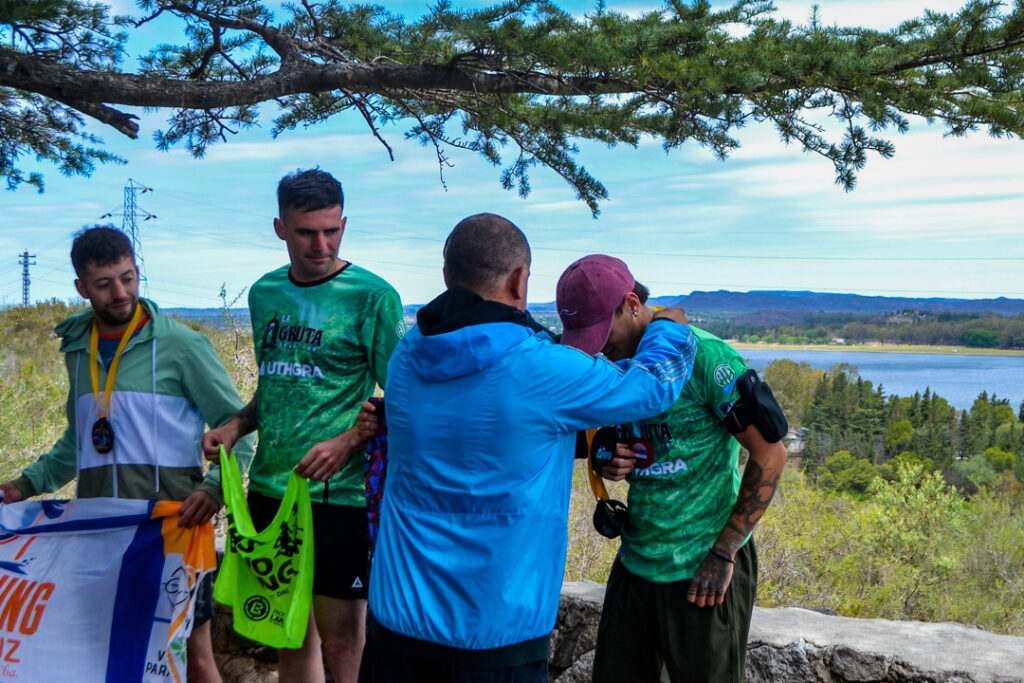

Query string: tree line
[762,359,1024,496]
[704,311,1024,349]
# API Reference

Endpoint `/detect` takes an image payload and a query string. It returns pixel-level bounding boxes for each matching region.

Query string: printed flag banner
[214,448,313,648]
[0,497,216,683]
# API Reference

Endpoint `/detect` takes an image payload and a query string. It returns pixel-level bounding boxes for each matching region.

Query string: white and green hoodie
[14,299,254,504]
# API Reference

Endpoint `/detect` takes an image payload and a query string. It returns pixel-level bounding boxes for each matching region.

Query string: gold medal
[89,304,143,455]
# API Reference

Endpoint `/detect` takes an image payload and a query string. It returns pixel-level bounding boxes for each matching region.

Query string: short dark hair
[443,213,531,294]
[615,281,650,314]
[277,168,344,215]
[71,226,134,277]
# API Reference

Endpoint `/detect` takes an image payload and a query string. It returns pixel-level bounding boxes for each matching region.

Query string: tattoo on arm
[702,555,732,584]
[236,399,259,435]
[724,458,781,540]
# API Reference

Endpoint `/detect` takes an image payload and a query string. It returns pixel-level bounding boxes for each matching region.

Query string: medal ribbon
[583,428,612,502]
[89,303,144,420]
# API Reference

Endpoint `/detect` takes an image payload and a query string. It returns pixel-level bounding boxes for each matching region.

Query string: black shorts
[194,571,213,627]
[247,490,370,600]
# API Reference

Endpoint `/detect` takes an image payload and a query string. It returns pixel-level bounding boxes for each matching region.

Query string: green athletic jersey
[618,326,750,583]
[248,263,404,505]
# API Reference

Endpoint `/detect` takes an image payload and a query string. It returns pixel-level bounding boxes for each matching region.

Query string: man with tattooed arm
[556,255,789,683]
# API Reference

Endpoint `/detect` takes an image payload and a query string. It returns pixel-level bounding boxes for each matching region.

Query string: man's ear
[508,264,529,310]
[74,279,88,300]
[443,264,451,289]
[273,217,285,240]
[623,291,641,316]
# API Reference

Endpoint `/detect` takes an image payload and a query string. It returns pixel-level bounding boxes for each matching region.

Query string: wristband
[709,547,735,565]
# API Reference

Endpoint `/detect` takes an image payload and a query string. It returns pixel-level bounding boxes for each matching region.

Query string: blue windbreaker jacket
[368,289,696,663]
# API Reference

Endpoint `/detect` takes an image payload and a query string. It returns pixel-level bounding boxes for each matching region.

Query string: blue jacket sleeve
[546,320,696,433]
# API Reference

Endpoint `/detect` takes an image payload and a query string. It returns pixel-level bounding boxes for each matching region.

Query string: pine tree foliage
[785,359,1024,496]
[2,0,1024,211]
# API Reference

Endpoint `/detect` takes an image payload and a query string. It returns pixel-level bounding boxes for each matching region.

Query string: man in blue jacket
[358,213,697,682]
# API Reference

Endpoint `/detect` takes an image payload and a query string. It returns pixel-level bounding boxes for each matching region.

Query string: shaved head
[443,213,531,295]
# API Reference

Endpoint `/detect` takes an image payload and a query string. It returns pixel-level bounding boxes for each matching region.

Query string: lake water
[739,349,1024,411]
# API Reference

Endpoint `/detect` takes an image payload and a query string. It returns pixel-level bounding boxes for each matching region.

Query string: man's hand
[178,490,219,528]
[652,306,690,326]
[295,429,364,482]
[0,482,25,504]
[354,400,381,441]
[202,419,241,465]
[687,549,735,607]
[598,443,636,482]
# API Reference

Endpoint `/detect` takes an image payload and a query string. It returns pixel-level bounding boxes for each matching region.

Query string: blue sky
[2,0,1023,308]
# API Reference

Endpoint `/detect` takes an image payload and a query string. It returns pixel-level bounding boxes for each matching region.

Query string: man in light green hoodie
[0,225,254,683]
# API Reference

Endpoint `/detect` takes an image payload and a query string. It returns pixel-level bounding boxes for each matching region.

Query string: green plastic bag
[214,446,314,648]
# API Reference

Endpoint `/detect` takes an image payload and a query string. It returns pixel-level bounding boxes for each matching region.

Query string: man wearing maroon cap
[357,216,698,683]
[557,255,789,683]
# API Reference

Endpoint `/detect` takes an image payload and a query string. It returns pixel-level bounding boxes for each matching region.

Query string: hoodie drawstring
[74,351,82,498]
[151,338,160,494]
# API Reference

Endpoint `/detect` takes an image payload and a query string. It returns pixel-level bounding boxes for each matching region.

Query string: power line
[100,179,157,291]
[339,229,1024,262]
[526,244,1024,262]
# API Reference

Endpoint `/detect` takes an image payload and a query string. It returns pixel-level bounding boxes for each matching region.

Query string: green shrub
[820,450,879,494]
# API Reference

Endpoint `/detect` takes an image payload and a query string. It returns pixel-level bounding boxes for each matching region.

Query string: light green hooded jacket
[15,299,254,504]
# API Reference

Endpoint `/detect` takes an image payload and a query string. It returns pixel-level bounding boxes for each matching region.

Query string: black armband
[722,369,788,443]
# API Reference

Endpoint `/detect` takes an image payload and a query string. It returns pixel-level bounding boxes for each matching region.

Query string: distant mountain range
[528,290,1024,317]
[663,290,1024,315]
[167,290,1024,327]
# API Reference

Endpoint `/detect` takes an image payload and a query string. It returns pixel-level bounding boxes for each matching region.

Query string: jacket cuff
[12,475,37,499]
[198,480,225,507]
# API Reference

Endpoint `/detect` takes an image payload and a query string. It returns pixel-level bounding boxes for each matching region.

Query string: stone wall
[212,581,1024,682]
[552,581,1024,683]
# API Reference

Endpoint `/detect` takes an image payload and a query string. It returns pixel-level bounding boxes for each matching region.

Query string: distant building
[786,428,807,454]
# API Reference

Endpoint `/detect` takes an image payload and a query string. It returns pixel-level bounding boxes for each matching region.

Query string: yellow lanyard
[89,303,144,420]
[583,428,612,501]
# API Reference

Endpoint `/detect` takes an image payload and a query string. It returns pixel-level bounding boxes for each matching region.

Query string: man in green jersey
[203,169,404,683]
[556,255,789,683]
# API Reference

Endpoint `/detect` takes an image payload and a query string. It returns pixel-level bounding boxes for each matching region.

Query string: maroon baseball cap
[557,254,635,354]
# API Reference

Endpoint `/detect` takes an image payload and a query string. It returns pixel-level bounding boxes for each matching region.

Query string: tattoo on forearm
[237,400,259,434]
[727,459,781,538]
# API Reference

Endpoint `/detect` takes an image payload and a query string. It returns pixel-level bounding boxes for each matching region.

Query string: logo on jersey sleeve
[713,363,736,387]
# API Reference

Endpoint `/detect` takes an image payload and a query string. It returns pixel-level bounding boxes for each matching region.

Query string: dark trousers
[358,629,549,683]
[592,539,758,683]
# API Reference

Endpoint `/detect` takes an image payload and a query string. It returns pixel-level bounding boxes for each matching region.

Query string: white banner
[0,498,216,682]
